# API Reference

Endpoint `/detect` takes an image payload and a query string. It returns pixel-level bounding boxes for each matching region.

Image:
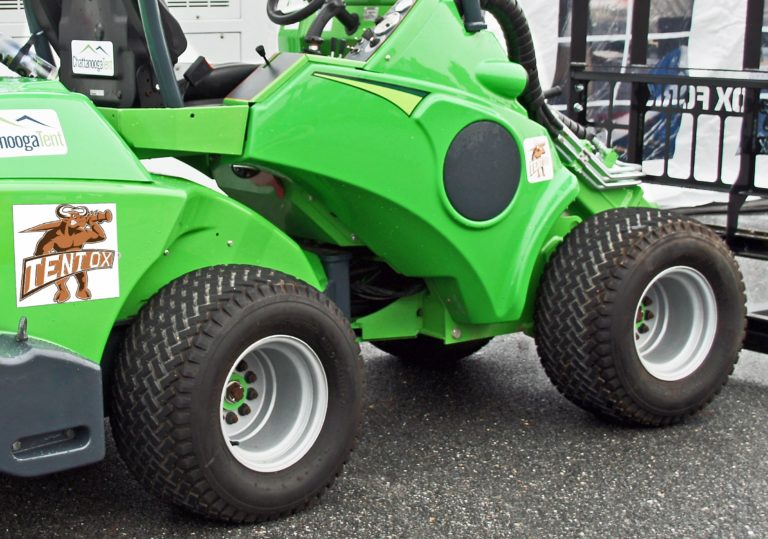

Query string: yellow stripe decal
[314,73,424,116]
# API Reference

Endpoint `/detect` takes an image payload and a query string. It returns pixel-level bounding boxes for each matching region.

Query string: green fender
[117,174,328,321]
[0,82,325,363]
[0,175,326,364]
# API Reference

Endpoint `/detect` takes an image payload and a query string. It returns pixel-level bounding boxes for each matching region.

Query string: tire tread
[111,265,362,523]
[534,208,746,426]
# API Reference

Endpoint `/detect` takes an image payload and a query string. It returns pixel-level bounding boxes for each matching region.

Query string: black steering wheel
[267,0,361,49]
[266,0,325,25]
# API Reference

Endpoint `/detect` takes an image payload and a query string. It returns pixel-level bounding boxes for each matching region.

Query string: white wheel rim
[219,335,328,473]
[633,266,718,382]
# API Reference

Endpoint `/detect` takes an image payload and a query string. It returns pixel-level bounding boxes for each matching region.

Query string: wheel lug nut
[247,388,259,400]
[238,404,251,416]
[225,412,238,424]
[236,361,248,372]
[245,371,257,383]
[225,381,244,403]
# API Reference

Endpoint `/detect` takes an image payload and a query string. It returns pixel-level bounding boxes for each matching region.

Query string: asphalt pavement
[1,256,767,538]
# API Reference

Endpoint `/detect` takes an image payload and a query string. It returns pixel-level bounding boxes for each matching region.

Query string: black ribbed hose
[479,0,591,140]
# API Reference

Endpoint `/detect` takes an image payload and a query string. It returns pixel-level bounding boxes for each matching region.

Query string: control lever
[362,28,379,47]
[333,0,361,35]
[256,45,271,67]
[305,0,361,52]
[183,56,214,87]
[459,0,487,33]
[329,38,348,57]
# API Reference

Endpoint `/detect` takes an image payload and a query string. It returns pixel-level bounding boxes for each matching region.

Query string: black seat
[28,0,256,107]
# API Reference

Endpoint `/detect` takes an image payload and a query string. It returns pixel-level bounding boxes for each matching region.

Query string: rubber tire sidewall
[609,232,744,417]
[192,293,361,514]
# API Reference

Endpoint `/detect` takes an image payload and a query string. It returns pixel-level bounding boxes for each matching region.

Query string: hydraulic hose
[479,0,592,140]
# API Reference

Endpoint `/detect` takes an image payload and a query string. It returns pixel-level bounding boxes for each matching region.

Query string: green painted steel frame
[0,87,326,363]
[0,0,652,364]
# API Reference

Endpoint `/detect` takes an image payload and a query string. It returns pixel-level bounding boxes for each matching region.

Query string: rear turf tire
[110,266,363,522]
[372,336,491,363]
[535,208,745,426]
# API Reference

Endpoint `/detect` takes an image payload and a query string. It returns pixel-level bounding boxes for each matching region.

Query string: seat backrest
[28,0,187,107]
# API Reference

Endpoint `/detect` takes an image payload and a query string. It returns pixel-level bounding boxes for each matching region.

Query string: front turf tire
[535,208,746,426]
[110,266,363,523]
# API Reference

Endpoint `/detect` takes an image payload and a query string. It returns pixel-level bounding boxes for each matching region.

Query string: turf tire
[535,208,745,426]
[110,265,363,522]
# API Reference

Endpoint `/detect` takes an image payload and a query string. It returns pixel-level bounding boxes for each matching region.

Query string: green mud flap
[0,334,105,477]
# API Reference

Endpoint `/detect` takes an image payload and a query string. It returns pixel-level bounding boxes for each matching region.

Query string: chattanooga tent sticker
[0,109,68,158]
[13,204,120,308]
[72,40,115,77]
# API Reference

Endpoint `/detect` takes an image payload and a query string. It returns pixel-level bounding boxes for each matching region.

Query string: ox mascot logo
[529,143,548,179]
[13,203,120,307]
[524,136,555,183]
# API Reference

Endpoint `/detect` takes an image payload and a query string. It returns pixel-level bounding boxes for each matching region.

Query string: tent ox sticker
[524,136,555,183]
[13,204,120,307]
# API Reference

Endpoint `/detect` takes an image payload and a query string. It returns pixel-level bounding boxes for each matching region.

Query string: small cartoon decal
[13,204,119,307]
[524,136,555,183]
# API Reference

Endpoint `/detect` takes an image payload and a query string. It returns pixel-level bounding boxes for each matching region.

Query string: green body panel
[0,174,326,363]
[0,80,151,182]
[99,105,250,158]
[0,0,654,363]
[362,0,526,116]
[215,0,578,325]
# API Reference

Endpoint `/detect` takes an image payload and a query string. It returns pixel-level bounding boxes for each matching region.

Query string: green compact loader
[0,0,746,523]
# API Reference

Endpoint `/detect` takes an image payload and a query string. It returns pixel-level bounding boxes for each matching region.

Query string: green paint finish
[223,373,248,412]
[0,77,69,95]
[353,293,423,341]
[98,105,249,158]
[0,81,151,182]
[475,60,529,100]
[353,291,520,343]
[0,174,326,363]
[419,292,519,343]
[635,303,648,330]
[363,0,527,118]
[213,160,362,247]
[570,183,653,220]
[0,0,656,363]
[305,55,366,69]
[229,56,580,323]
[314,72,425,115]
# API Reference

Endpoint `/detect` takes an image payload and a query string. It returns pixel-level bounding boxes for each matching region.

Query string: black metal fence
[568,0,768,228]
[567,0,768,353]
